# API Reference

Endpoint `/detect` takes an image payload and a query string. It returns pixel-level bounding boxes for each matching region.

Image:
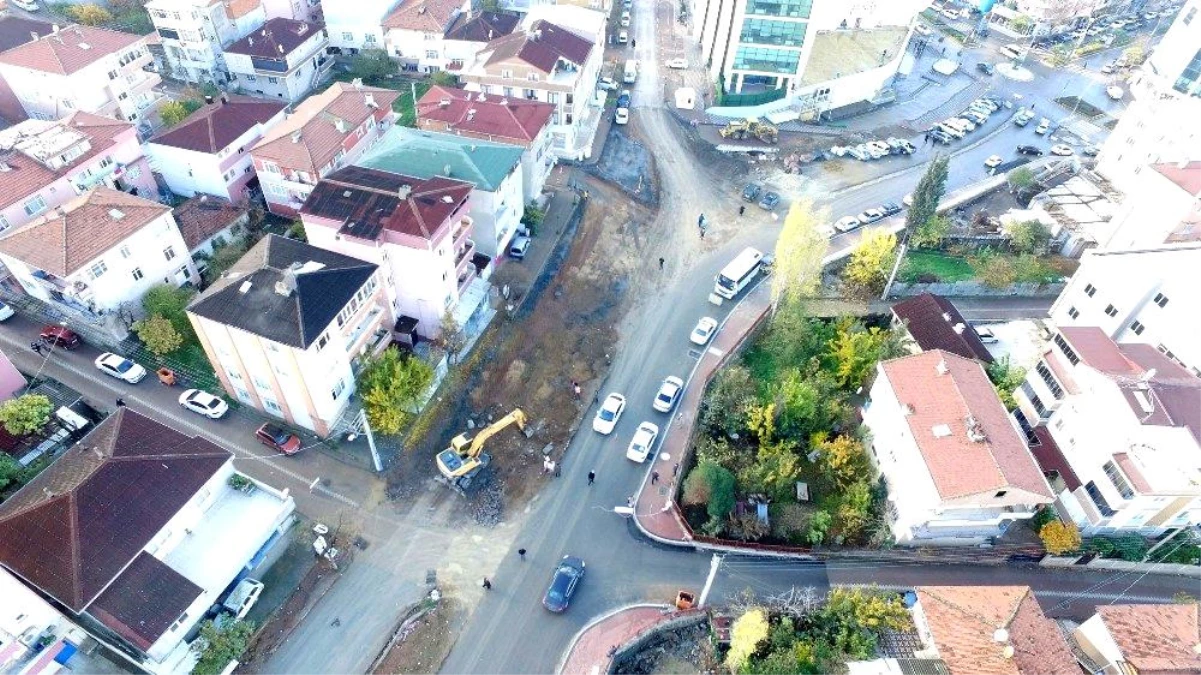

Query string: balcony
[250,56,290,73]
[454,239,476,269]
[450,215,473,244]
[343,304,386,355]
[457,263,477,293]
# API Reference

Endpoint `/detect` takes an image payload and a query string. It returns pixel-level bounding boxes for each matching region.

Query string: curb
[555,603,672,675]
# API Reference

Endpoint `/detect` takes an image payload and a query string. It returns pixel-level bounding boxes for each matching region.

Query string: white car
[1106,85,1124,100]
[653,376,684,413]
[625,421,660,463]
[974,326,999,344]
[178,389,230,419]
[618,30,629,44]
[0,302,14,322]
[1035,118,1051,135]
[95,352,147,384]
[615,108,629,125]
[666,58,687,69]
[857,208,886,224]
[984,154,1004,168]
[593,393,626,434]
[902,193,914,207]
[1050,144,1074,156]
[834,215,862,233]
[598,77,618,91]
[690,317,718,345]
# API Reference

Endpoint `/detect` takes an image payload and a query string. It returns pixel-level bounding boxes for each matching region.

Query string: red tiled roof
[0,410,230,611]
[225,18,323,58]
[88,552,202,650]
[892,293,994,363]
[416,85,554,145]
[0,188,171,277]
[483,20,592,73]
[1152,161,1201,195]
[301,165,471,241]
[150,96,285,154]
[444,11,519,42]
[0,111,137,210]
[224,0,263,20]
[879,351,1052,500]
[173,195,248,250]
[0,25,143,76]
[917,586,1079,675]
[1095,604,1201,674]
[383,0,465,32]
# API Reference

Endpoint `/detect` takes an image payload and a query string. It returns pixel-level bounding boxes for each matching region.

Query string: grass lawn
[900,251,976,283]
[901,250,1076,284]
[393,81,433,127]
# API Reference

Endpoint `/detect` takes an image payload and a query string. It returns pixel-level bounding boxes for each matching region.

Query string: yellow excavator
[435,409,527,490]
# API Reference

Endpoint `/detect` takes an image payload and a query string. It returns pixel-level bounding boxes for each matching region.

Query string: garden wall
[889,280,1065,297]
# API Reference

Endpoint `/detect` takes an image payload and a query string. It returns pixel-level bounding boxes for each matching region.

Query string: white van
[621,11,631,26]
[623,59,637,84]
[223,579,264,620]
[999,44,1026,60]
[937,121,966,138]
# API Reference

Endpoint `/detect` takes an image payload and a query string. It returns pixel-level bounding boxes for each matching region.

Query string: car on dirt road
[741,184,761,202]
[593,393,626,434]
[178,389,229,419]
[625,421,660,462]
[758,191,780,211]
[508,234,531,259]
[834,215,862,233]
[690,317,718,345]
[543,555,585,612]
[256,423,302,455]
[653,376,684,413]
[1017,144,1044,156]
[856,208,886,225]
[95,353,147,384]
[1050,144,1074,156]
[984,155,1004,168]
[666,58,687,69]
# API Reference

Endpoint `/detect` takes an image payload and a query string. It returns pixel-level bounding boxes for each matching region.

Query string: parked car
[95,353,147,384]
[618,30,629,43]
[1050,144,1074,156]
[964,110,990,125]
[40,325,81,349]
[543,555,585,612]
[880,202,902,217]
[741,184,762,202]
[0,303,14,322]
[598,77,618,91]
[857,208,886,224]
[951,117,976,132]
[1082,145,1100,157]
[1106,85,1124,100]
[508,235,531,259]
[1035,118,1051,135]
[834,215,862,232]
[930,129,954,144]
[653,376,684,413]
[976,61,995,75]
[1014,111,1034,127]
[616,92,631,108]
[1017,144,1044,156]
[758,191,780,211]
[666,58,687,69]
[690,317,718,345]
[222,578,264,620]
[256,423,302,455]
[902,193,914,207]
[866,140,891,157]
[593,393,626,434]
[625,421,660,462]
[1100,63,1115,74]
[178,389,229,419]
[984,155,1004,168]
[615,108,629,125]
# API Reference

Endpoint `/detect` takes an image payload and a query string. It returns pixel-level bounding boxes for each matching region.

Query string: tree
[904,155,949,241]
[348,49,396,83]
[1040,520,1081,555]
[910,214,952,249]
[743,403,803,501]
[0,453,22,491]
[0,394,52,437]
[357,349,435,435]
[985,356,1026,410]
[770,201,828,314]
[1123,45,1146,65]
[825,320,892,389]
[1048,43,1074,67]
[822,587,912,633]
[816,435,869,490]
[430,70,458,86]
[841,230,896,297]
[142,284,196,342]
[1008,220,1051,254]
[439,309,466,364]
[1007,166,1037,193]
[701,364,757,436]
[806,510,832,545]
[520,202,545,234]
[836,480,873,541]
[68,3,114,25]
[1010,15,1033,36]
[206,239,251,282]
[975,254,1018,288]
[192,619,255,675]
[726,609,770,672]
[159,101,191,127]
[134,314,184,355]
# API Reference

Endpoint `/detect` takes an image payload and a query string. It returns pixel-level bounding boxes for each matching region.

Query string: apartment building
[382,0,470,72]
[357,126,525,258]
[696,0,924,113]
[250,81,400,215]
[460,19,602,159]
[146,96,287,200]
[862,350,1054,544]
[147,0,266,85]
[323,0,400,52]
[260,0,320,22]
[1049,242,1201,375]
[224,18,330,102]
[416,85,555,202]
[1013,326,1201,536]
[0,188,198,320]
[188,235,394,436]
[0,25,162,124]
[299,166,486,339]
[0,112,157,234]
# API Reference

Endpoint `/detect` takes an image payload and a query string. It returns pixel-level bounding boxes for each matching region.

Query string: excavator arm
[436,408,528,483]
[461,409,527,461]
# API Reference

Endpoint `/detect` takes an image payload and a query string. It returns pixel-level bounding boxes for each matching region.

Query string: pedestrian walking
[700,228,705,240]
[115,397,126,408]
[482,578,492,590]
[632,39,637,48]
[518,548,527,560]
[673,463,679,477]
[652,471,660,485]
[658,257,665,269]
[738,205,746,216]
[30,341,42,355]
[588,470,596,485]
[573,381,582,399]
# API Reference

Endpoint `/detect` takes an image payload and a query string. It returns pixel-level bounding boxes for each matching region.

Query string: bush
[66,3,113,25]
[1041,521,1081,555]
[0,394,53,437]
[192,620,255,675]
[520,202,545,235]
[1008,220,1052,254]
[701,364,757,436]
[974,254,1018,288]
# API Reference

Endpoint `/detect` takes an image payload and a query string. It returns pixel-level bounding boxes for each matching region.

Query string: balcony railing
[343,305,385,354]
[455,239,475,268]
[450,216,472,243]
[457,263,477,292]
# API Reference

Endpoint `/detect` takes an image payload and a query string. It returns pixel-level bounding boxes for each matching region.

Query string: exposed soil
[370,597,463,675]
[590,125,660,205]
[238,556,346,672]
[612,621,718,675]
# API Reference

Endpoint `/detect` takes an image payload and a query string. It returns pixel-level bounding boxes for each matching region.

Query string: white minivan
[999,44,1026,60]
[621,11,631,26]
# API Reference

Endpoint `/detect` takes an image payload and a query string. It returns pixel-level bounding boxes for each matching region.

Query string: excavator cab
[435,409,526,490]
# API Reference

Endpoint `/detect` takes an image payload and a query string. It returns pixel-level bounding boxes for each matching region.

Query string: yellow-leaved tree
[770,200,828,315]
[1040,520,1082,555]
[841,229,897,297]
[726,608,770,672]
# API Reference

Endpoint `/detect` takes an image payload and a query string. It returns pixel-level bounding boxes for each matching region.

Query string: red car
[255,423,301,455]
[40,325,81,349]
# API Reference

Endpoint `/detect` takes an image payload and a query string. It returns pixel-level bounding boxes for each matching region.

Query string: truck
[623,60,637,84]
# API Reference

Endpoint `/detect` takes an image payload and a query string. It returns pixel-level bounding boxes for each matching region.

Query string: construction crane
[435,409,527,490]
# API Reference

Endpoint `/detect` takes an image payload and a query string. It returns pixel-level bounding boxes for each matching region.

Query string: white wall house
[862,350,1054,544]
[224,18,330,102]
[1094,162,1201,252]
[1012,327,1201,537]
[1048,242,1201,376]
[147,97,287,201]
[188,235,395,437]
[323,0,400,52]
[0,568,93,675]
[147,0,266,85]
[381,0,471,72]
[0,188,198,321]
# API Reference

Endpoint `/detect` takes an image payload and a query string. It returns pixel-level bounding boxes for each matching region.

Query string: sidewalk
[558,605,685,674]
[634,280,772,544]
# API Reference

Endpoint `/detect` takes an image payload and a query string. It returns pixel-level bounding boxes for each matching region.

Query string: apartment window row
[334,277,378,328]
[1035,361,1064,400]
[1104,304,1118,317]
[1084,480,1117,517]
[739,18,807,47]
[1053,333,1079,366]
[1102,460,1135,500]
[1084,282,1096,297]
[745,0,812,18]
[1129,320,1145,335]
[732,46,801,74]
[1066,306,1080,320]
[1152,292,1169,308]
[1020,382,1049,420]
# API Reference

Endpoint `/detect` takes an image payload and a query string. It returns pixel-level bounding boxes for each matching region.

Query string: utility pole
[881,242,908,301]
[698,554,723,607]
[347,407,383,473]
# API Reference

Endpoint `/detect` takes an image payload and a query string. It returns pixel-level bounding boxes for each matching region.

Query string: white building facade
[224,18,330,102]
[323,0,400,52]
[148,0,266,85]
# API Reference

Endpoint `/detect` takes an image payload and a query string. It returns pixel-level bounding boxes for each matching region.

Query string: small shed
[675,87,696,110]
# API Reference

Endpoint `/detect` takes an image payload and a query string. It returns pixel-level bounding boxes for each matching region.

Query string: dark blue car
[543,555,585,612]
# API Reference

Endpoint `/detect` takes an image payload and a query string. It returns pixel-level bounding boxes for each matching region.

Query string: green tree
[1010,15,1032,35]
[823,587,912,633]
[910,214,952,250]
[1008,219,1051,254]
[825,320,892,389]
[68,3,114,25]
[816,435,869,490]
[1048,43,1074,66]
[142,284,197,342]
[806,510,832,545]
[430,70,458,86]
[206,239,251,282]
[192,620,255,675]
[743,403,803,501]
[975,254,1018,288]
[159,101,191,127]
[773,369,843,441]
[1111,28,1131,46]
[520,202,545,234]
[348,49,396,83]
[357,349,435,435]
[841,230,897,297]
[1123,45,1146,65]
[904,155,949,241]
[701,364,757,436]
[1040,520,1082,555]
[985,356,1026,410]
[134,314,184,355]
[0,453,22,491]
[770,200,828,315]
[439,309,466,364]
[0,394,53,437]
[726,609,770,672]
[835,480,873,541]
[1007,166,1037,193]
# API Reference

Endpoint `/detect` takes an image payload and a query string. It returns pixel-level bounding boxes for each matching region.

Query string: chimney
[952,322,965,334]
[365,93,377,108]
[278,44,286,53]
[275,269,298,296]
[467,108,476,121]
[941,312,951,322]
[439,98,451,107]
[444,164,452,176]
[52,24,60,33]
[204,94,214,104]
[352,77,363,89]
[476,93,486,102]
[291,130,303,143]
[935,359,948,376]
[398,184,411,200]
[488,29,494,39]
[221,94,229,104]
[0,162,10,172]
[334,118,346,133]
[248,36,254,46]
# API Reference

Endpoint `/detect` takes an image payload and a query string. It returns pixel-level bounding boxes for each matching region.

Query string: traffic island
[558,605,707,674]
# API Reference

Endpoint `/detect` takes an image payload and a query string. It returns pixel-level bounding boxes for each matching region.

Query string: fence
[889,280,1067,298]
[716,87,787,108]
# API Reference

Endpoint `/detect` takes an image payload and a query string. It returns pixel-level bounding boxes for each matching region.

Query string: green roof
[357,127,524,192]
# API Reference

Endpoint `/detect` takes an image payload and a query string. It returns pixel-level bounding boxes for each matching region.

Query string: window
[90,261,108,278]
[365,33,377,44]
[733,46,802,74]
[164,246,176,261]
[315,333,329,351]
[1184,7,1196,24]
[745,0,811,16]
[1102,461,1135,500]
[1173,47,1201,95]
[527,72,540,81]
[1153,292,1168,308]
[1053,333,1079,365]
[262,161,281,174]
[739,19,807,46]
[500,69,513,78]
[0,214,8,232]
[1157,344,1176,360]
[1067,306,1080,320]
[1084,481,1117,517]
[1130,320,1145,335]
[426,50,438,59]
[1104,304,1118,317]
[268,76,278,84]
[331,378,346,400]
[1084,283,1096,297]
[131,268,143,281]
[994,490,1007,498]
[342,31,354,41]
[264,399,283,413]
[1035,361,1064,400]
[23,195,46,217]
